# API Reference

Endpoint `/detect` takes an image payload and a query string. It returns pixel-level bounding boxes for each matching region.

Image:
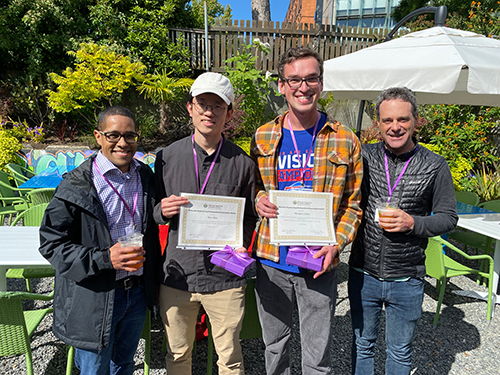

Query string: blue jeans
[75,285,147,375]
[255,262,337,375]
[348,268,424,375]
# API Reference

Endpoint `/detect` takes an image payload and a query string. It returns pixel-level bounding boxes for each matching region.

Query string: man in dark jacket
[39,106,159,375]
[348,87,458,375]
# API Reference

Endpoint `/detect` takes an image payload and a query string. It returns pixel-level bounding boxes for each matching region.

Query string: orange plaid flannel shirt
[250,112,363,268]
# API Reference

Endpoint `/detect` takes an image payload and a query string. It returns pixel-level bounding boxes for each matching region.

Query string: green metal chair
[66,309,151,375]
[206,277,262,375]
[6,163,36,188]
[0,170,30,225]
[26,188,55,206]
[481,199,500,213]
[0,291,54,375]
[454,190,480,206]
[6,203,54,292]
[425,236,494,325]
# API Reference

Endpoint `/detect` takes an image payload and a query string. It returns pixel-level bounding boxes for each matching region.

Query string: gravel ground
[2,243,499,375]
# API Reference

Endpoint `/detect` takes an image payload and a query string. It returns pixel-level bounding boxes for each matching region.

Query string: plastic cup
[118,232,144,269]
[376,197,400,230]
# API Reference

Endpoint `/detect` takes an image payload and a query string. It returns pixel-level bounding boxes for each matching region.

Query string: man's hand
[110,242,145,271]
[313,245,339,279]
[161,195,190,219]
[257,195,278,218]
[379,209,414,232]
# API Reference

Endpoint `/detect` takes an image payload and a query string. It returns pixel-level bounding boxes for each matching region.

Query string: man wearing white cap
[154,72,258,375]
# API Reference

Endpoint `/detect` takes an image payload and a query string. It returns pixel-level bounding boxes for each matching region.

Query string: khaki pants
[159,284,246,375]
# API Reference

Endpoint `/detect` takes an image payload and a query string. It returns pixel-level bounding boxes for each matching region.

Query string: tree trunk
[159,102,171,133]
[251,0,271,21]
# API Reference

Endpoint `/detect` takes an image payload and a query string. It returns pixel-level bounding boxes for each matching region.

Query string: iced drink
[376,198,399,230]
[118,232,144,269]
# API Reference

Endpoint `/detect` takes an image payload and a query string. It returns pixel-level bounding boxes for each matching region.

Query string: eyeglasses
[192,100,227,116]
[282,76,322,90]
[98,131,139,144]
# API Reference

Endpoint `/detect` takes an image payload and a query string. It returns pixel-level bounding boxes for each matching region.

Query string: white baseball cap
[190,72,234,105]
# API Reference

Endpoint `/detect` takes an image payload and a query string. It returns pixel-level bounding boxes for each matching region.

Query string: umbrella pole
[356,100,365,138]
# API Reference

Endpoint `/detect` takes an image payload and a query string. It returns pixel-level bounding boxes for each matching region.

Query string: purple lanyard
[94,160,139,228]
[287,112,321,186]
[192,135,223,194]
[384,153,413,199]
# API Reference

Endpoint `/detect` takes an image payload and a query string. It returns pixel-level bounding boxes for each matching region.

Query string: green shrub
[470,163,500,203]
[233,137,251,156]
[420,143,472,190]
[418,104,498,170]
[0,118,44,143]
[0,130,21,170]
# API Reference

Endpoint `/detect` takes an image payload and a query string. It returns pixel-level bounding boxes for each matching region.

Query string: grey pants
[255,261,338,375]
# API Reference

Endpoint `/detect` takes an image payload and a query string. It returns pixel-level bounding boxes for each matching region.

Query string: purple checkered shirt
[92,152,144,280]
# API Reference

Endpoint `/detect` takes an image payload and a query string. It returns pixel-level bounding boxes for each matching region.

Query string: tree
[392,0,499,23]
[391,0,428,22]
[47,43,147,125]
[138,70,194,133]
[124,2,193,75]
[190,0,232,27]
[0,0,91,79]
[251,0,271,21]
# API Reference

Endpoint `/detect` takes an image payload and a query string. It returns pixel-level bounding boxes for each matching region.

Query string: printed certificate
[177,193,245,250]
[269,190,337,246]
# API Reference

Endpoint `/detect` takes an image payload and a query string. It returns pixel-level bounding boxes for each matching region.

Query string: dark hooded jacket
[39,155,159,350]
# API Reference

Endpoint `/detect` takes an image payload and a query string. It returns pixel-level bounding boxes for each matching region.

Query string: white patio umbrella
[323,26,500,107]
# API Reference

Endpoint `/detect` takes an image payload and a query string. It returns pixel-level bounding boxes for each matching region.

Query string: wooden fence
[168,20,401,74]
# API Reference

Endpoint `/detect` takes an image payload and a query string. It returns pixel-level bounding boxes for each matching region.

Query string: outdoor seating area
[1,1,500,373]
[2,243,500,374]
[1,186,500,373]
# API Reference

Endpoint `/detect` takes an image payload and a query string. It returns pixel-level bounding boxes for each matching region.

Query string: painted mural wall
[21,149,157,173]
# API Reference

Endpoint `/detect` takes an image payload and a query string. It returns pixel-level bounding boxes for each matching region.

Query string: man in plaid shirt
[250,47,363,374]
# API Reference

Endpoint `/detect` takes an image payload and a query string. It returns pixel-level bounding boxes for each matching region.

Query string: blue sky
[220,0,290,23]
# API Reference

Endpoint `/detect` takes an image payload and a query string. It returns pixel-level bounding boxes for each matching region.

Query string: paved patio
[1,244,499,375]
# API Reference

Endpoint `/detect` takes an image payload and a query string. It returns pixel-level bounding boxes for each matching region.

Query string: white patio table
[454,202,500,316]
[0,226,51,292]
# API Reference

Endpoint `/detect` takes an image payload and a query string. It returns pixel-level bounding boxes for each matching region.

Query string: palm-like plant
[138,70,194,133]
[471,162,500,202]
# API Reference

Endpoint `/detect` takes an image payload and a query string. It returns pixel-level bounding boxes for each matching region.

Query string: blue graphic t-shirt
[260,113,325,273]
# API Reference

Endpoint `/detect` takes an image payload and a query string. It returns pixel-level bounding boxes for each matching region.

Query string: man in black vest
[348,87,458,375]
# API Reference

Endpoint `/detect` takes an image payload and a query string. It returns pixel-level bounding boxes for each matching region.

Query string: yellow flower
[470,24,473,28]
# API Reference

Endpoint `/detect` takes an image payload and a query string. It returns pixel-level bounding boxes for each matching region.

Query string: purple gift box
[210,246,255,277]
[285,246,324,272]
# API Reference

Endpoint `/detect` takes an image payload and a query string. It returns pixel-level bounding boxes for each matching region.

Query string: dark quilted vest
[350,141,446,279]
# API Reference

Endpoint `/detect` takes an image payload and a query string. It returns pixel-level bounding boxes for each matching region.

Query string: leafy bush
[419,143,472,191]
[47,43,147,125]
[0,118,44,143]
[135,109,160,139]
[0,131,21,171]
[418,104,498,170]
[469,162,500,202]
[224,39,276,136]
[232,137,251,156]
